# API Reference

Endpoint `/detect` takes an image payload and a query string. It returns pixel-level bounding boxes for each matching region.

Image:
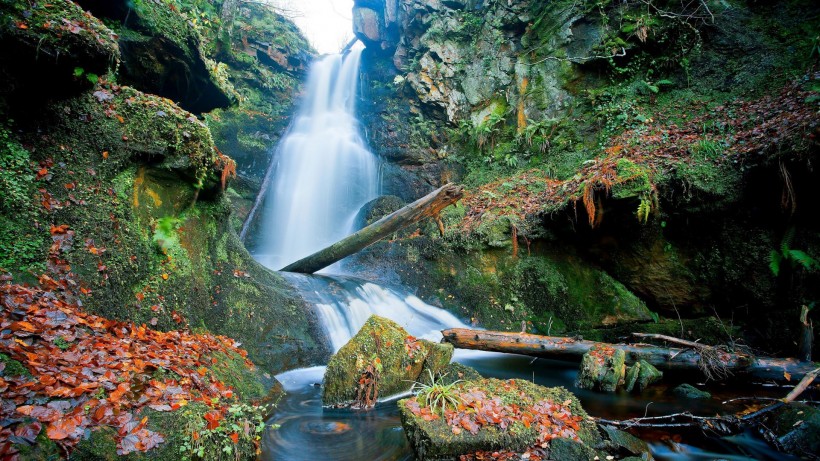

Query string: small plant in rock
[769,228,819,277]
[412,370,463,415]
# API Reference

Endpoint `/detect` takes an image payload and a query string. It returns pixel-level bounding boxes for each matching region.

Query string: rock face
[323,315,453,407]
[0,0,120,107]
[353,0,401,51]
[399,378,653,461]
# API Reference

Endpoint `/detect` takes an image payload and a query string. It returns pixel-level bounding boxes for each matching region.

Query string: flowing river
[253,51,791,461]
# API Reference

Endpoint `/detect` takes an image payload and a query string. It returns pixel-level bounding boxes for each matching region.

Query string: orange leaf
[102,150,109,159]
[230,432,239,444]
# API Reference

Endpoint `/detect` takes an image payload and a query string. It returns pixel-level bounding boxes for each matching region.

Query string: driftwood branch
[441,328,818,383]
[281,184,464,273]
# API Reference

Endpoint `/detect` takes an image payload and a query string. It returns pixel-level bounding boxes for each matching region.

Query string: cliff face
[352,0,820,352]
[0,0,327,375]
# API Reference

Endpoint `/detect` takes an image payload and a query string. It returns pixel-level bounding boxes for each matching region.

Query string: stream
[252,51,792,460]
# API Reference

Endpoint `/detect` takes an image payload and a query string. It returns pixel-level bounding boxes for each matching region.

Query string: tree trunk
[441,328,818,383]
[281,184,464,273]
[798,305,813,362]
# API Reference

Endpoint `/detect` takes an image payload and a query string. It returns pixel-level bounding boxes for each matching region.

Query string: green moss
[0,352,31,377]
[623,359,663,392]
[576,346,626,392]
[0,0,119,70]
[14,428,61,461]
[207,351,267,402]
[323,315,452,406]
[611,158,652,200]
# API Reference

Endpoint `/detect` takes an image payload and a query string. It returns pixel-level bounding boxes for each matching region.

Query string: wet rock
[323,315,453,407]
[600,425,652,458]
[624,360,663,393]
[576,345,626,392]
[354,195,407,229]
[399,378,603,461]
[672,383,711,400]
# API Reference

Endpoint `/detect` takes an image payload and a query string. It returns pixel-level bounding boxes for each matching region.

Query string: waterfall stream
[258,49,379,272]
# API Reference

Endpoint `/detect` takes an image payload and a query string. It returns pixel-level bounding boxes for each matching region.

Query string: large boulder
[353,0,401,51]
[323,315,453,407]
[0,0,120,108]
[400,378,653,460]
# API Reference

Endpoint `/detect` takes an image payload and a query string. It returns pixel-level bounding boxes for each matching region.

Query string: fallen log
[441,328,818,383]
[281,184,464,273]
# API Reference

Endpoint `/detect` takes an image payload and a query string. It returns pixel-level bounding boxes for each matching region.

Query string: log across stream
[441,328,818,383]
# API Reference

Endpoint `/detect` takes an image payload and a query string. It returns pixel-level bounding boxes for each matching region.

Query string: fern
[770,228,818,276]
[769,250,782,277]
[788,250,818,271]
[636,196,651,224]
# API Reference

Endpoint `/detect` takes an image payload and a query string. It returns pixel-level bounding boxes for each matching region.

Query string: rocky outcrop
[0,0,120,107]
[323,315,453,407]
[353,0,401,51]
[399,378,653,460]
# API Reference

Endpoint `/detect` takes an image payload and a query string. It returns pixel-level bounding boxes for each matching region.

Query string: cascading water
[258,49,379,271]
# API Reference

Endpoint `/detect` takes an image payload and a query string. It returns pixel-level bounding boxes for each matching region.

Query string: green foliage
[691,139,724,160]
[636,196,652,224]
[769,228,819,277]
[54,336,72,350]
[0,125,46,274]
[0,352,31,377]
[153,217,183,252]
[412,370,463,415]
[176,403,266,461]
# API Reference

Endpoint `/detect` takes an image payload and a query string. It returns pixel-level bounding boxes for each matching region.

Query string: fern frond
[636,197,651,224]
[788,250,818,271]
[780,227,796,255]
[769,250,782,276]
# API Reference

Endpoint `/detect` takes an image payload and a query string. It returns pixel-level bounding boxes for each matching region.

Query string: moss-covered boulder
[672,383,711,400]
[399,378,602,461]
[119,1,236,114]
[624,360,663,393]
[0,0,120,106]
[576,345,626,392]
[322,315,453,407]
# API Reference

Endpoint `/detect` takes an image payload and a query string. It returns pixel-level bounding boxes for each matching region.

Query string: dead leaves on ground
[0,256,254,458]
[406,380,583,461]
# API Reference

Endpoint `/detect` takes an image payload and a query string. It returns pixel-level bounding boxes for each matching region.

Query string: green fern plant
[411,370,463,415]
[636,195,652,224]
[769,228,819,276]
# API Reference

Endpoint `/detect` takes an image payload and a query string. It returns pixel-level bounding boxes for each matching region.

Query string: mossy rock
[766,402,820,457]
[422,362,483,386]
[600,424,652,459]
[399,378,601,461]
[672,383,711,400]
[624,360,663,393]
[0,0,120,107]
[576,346,626,392]
[354,195,406,228]
[322,315,453,407]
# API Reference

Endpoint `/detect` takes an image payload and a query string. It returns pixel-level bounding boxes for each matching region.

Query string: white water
[258,49,379,271]
[283,273,470,353]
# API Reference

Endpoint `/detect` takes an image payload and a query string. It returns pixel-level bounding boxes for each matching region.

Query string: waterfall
[256,50,468,354]
[258,49,379,271]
